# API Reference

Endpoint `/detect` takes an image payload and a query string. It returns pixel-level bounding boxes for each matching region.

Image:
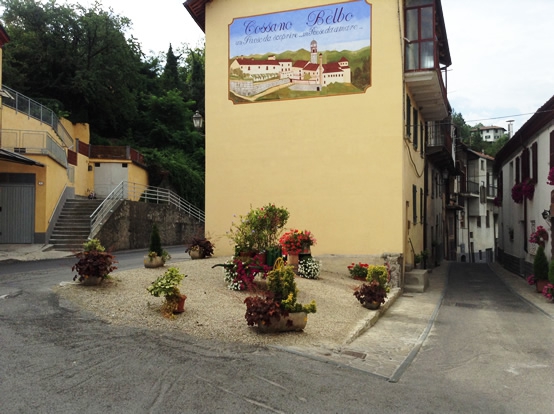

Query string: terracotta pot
[144,255,164,268]
[536,279,548,293]
[287,254,299,266]
[173,294,187,314]
[256,312,308,333]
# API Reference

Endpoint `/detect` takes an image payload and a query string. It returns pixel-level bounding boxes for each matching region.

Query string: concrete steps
[49,199,102,251]
[404,269,430,293]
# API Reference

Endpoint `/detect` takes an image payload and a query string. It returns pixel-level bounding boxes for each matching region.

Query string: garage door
[0,173,35,243]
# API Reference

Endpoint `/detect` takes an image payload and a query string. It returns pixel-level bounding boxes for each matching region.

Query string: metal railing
[2,85,74,148]
[90,181,205,238]
[0,129,68,167]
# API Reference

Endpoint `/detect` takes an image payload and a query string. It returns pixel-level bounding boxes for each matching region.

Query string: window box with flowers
[511,179,535,204]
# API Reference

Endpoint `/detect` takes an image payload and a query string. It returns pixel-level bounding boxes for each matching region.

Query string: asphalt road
[0,257,552,413]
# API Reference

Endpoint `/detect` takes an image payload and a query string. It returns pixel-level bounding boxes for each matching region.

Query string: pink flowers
[542,283,554,301]
[512,179,535,203]
[547,167,554,186]
[529,226,549,247]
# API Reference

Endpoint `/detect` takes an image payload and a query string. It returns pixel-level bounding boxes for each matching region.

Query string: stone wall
[96,200,204,252]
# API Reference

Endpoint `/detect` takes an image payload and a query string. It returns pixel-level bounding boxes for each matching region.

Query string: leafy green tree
[1,0,143,137]
[160,44,181,93]
[0,0,206,207]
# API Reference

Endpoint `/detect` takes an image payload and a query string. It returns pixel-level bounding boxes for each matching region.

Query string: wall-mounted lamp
[192,110,204,130]
[541,209,551,221]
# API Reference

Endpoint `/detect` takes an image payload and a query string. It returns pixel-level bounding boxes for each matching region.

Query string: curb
[343,287,402,345]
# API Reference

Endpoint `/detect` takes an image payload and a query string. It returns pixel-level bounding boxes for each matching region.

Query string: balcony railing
[487,184,497,198]
[0,129,67,167]
[90,145,146,166]
[2,85,74,149]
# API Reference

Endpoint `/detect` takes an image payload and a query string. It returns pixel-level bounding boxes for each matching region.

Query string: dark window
[420,188,424,225]
[521,148,530,181]
[477,216,481,228]
[413,107,419,149]
[532,141,538,182]
[486,211,490,228]
[406,95,412,137]
[413,185,417,224]
[515,157,520,183]
[122,163,128,168]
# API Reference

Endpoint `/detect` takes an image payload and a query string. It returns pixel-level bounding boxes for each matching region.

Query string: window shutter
[532,142,538,182]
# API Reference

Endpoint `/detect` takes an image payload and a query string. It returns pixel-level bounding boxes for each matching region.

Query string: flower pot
[189,249,204,260]
[287,254,299,266]
[81,276,103,286]
[256,312,308,333]
[536,279,548,293]
[173,294,187,314]
[362,301,381,310]
[144,255,164,268]
[266,247,282,267]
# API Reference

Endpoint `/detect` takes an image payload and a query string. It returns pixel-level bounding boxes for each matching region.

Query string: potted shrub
[533,245,549,293]
[244,258,316,332]
[72,239,117,285]
[347,262,369,280]
[144,223,170,268]
[147,267,187,317]
[353,264,390,310]
[228,203,289,265]
[185,235,215,259]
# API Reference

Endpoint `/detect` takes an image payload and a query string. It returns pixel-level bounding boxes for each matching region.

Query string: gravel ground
[55,256,379,348]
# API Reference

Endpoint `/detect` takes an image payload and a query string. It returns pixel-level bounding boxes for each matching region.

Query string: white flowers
[298,257,321,279]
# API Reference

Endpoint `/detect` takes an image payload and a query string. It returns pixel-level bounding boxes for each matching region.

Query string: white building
[456,143,497,262]
[495,95,554,276]
[475,125,507,142]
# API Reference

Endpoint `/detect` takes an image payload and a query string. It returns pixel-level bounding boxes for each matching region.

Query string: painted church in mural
[229,39,353,99]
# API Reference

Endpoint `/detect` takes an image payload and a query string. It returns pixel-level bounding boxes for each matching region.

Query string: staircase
[49,199,102,251]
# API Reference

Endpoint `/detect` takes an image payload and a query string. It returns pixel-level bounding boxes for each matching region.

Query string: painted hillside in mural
[228,1,371,104]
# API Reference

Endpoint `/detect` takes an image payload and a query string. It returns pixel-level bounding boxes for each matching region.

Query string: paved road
[1,256,553,413]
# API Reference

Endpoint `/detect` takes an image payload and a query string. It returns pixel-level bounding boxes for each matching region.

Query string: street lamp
[192,110,204,130]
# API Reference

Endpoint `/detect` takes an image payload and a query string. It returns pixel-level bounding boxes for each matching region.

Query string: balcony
[426,121,456,174]
[405,70,449,121]
[404,0,451,122]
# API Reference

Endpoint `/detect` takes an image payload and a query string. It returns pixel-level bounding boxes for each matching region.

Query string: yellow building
[186,0,455,273]
[0,25,149,244]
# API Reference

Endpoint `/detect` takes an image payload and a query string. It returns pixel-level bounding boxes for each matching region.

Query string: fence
[90,181,205,238]
[2,85,74,149]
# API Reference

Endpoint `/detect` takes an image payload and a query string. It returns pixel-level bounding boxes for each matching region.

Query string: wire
[465,108,554,123]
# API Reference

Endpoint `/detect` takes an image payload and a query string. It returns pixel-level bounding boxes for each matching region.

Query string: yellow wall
[204,0,413,256]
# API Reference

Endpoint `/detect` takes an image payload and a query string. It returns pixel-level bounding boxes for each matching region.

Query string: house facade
[474,125,507,142]
[184,0,455,277]
[455,143,497,263]
[495,95,554,276]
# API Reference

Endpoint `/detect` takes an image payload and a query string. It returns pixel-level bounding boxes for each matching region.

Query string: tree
[1,0,143,136]
[160,44,181,93]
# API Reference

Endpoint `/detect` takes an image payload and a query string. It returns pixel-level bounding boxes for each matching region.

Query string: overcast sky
[51,1,554,133]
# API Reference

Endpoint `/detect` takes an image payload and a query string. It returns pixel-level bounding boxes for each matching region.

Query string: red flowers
[279,229,317,255]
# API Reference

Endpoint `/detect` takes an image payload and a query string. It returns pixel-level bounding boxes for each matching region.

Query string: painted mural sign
[229,0,371,103]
